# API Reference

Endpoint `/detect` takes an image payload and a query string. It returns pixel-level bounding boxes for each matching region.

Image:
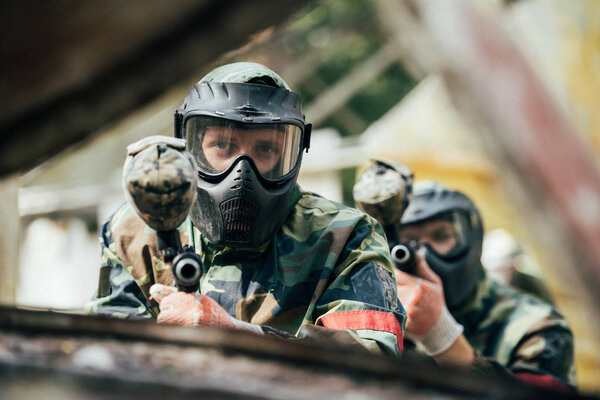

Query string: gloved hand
[395,248,463,356]
[149,284,262,333]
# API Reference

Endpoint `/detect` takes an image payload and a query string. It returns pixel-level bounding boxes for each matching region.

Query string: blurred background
[1,0,599,393]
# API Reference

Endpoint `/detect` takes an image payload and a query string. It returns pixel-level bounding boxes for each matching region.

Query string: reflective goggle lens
[186,116,303,180]
[398,212,471,256]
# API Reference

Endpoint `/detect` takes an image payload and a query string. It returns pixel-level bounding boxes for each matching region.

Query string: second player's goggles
[398,211,473,257]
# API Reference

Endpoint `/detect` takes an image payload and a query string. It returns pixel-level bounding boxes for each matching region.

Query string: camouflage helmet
[123,136,198,232]
[199,61,291,89]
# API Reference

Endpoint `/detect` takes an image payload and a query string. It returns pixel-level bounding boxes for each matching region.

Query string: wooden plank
[0,0,309,176]
[304,39,402,125]
[0,176,19,305]
[0,306,582,400]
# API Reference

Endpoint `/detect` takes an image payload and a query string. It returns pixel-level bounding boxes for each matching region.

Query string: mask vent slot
[220,196,259,242]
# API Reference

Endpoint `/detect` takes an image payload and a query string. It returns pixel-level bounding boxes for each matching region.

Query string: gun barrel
[391,243,417,273]
[172,251,203,293]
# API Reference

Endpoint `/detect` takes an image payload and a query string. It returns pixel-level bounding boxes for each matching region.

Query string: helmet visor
[186,116,303,181]
[398,211,471,257]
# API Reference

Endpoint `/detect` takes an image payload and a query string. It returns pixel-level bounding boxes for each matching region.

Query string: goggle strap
[303,123,312,153]
[174,110,184,139]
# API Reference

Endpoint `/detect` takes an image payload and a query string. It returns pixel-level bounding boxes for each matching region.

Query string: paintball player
[482,228,554,304]
[85,62,406,357]
[393,180,576,390]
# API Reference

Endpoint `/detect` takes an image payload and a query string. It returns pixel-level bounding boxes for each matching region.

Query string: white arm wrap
[417,307,464,356]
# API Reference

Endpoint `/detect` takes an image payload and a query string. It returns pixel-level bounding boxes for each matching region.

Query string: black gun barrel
[156,230,203,292]
[391,243,417,273]
[171,250,203,293]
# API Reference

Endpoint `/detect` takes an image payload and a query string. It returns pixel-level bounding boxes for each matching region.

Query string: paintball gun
[353,158,418,273]
[123,136,203,293]
[390,241,419,273]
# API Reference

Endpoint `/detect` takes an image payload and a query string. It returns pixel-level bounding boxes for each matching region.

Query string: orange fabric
[514,372,571,392]
[395,253,445,338]
[150,284,235,328]
[320,310,403,353]
[396,279,444,337]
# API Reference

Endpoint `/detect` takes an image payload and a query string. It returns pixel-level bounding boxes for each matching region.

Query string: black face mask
[190,156,299,248]
[421,228,483,310]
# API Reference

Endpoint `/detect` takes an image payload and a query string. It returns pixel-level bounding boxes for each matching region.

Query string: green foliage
[314,36,380,85]
[340,167,357,207]
[284,0,416,139]
[289,0,377,33]
[347,64,416,126]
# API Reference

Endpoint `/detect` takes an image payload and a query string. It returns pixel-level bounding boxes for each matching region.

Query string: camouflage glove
[150,284,263,334]
[395,249,463,356]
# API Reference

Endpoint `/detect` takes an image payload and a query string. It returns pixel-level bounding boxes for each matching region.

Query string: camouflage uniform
[86,186,406,357]
[453,272,576,389]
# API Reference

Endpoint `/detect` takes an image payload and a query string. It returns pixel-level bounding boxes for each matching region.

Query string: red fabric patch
[515,372,571,391]
[320,310,403,353]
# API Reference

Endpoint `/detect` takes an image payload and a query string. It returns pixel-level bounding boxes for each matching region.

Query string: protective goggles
[185,116,304,182]
[398,211,472,257]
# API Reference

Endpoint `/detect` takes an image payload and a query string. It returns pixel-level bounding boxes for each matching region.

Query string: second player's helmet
[399,181,483,310]
[175,62,312,248]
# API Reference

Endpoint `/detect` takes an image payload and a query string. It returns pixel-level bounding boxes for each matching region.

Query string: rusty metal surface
[0,0,309,176]
[0,306,590,400]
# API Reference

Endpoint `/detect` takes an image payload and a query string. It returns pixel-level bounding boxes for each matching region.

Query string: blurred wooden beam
[0,177,19,304]
[304,39,402,126]
[301,74,368,134]
[0,306,581,400]
[0,0,310,177]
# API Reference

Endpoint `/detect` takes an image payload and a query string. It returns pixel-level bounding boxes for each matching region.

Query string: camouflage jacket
[454,273,576,389]
[86,186,406,357]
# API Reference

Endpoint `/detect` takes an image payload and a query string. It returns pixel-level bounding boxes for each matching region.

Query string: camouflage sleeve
[262,324,383,356]
[506,310,576,391]
[469,306,576,391]
[311,215,407,357]
[84,214,155,319]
